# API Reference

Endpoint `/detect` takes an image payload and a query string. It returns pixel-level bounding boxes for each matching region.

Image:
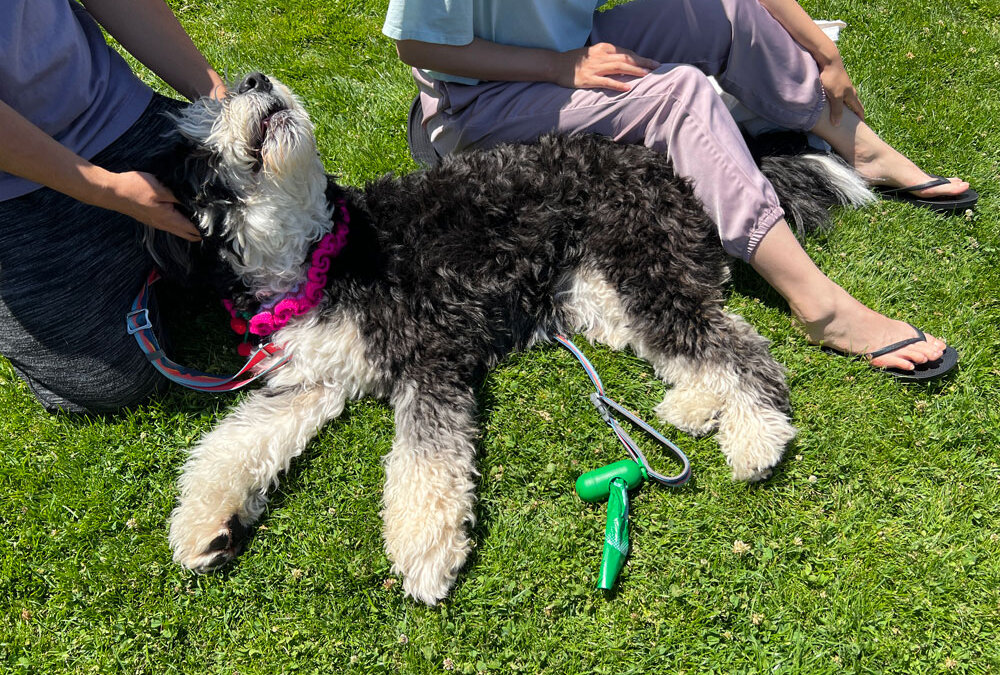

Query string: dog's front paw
[382,480,475,604]
[655,387,723,436]
[383,496,473,604]
[169,505,252,572]
[391,537,470,606]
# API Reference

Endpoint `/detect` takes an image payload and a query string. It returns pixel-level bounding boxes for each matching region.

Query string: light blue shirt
[383,0,607,84]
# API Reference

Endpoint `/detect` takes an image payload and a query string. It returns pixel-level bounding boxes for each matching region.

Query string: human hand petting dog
[96,169,202,242]
[0,76,226,244]
[88,84,227,242]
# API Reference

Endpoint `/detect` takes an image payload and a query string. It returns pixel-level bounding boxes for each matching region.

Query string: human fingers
[111,171,201,241]
[611,47,660,72]
[592,60,656,81]
[151,203,202,241]
[590,43,659,69]
[142,173,181,204]
[581,75,633,93]
[594,49,659,77]
[139,176,201,240]
[844,88,865,121]
[577,43,658,88]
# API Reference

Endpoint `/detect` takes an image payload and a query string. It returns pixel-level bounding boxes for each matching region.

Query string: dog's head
[167,73,332,294]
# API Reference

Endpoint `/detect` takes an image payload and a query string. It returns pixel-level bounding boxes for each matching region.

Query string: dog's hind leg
[169,384,348,572]
[643,312,796,482]
[563,268,794,481]
[381,374,479,605]
[562,269,726,437]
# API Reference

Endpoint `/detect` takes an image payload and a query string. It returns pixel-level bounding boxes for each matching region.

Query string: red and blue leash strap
[126,269,290,392]
[552,333,691,488]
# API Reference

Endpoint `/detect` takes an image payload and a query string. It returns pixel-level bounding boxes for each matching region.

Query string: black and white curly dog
[161,73,872,604]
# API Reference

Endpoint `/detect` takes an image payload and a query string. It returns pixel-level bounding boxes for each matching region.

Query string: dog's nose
[237,72,272,95]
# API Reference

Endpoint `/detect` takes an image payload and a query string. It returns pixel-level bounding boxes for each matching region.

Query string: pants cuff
[743,205,786,262]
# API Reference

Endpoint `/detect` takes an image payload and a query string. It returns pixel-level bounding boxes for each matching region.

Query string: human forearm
[757,0,862,122]
[396,38,567,83]
[0,101,200,240]
[0,100,121,206]
[396,38,658,91]
[80,0,223,100]
[757,0,840,66]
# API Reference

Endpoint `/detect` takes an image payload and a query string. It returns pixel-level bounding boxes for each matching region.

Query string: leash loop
[592,392,691,488]
[554,333,691,488]
[125,308,153,335]
[127,269,290,392]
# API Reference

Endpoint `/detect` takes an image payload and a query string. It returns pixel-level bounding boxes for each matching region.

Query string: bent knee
[642,64,716,93]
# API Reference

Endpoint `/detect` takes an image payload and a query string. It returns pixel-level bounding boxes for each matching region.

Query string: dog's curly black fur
[333,134,790,406]
[160,74,870,604]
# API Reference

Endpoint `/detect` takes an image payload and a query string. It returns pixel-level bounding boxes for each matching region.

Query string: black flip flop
[822,323,959,381]
[874,175,978,213]
[407,95,442,169]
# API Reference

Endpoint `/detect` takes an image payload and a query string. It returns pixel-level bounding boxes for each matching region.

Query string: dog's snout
[237,72,272,95]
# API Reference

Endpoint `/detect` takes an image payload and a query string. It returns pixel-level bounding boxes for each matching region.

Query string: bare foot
[858,162,970,199]
[751,220,949,373]
[794,293,946,371]
[810,106,970,199]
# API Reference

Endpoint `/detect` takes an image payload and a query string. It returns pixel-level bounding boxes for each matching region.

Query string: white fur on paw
[169,503,251,572]
[382,475,476,603]
[717,404,796,482]
[655,387,723,436]
[384,506,472,605]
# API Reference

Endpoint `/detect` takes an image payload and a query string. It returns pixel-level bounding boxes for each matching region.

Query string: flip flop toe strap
[865,323,926,359]
[877,176,950,196]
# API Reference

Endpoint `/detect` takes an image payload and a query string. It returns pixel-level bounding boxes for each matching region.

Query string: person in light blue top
[384,0,605,84]
[383,0,973,381]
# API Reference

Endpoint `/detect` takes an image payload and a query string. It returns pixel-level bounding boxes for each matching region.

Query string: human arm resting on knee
[757,0,863,124]
[80,0,225,101]
[0,100,201,241]
[396,38,658,92]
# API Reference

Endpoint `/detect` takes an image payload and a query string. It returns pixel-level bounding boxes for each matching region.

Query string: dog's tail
[748,132,875,237]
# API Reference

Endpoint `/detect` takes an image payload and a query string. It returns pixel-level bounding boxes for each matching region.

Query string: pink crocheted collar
[223,199,350,352]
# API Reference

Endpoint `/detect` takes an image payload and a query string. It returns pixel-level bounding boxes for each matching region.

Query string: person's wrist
[179,69,227,101]
[813,47,842,70]
[206,71,227,100]
[549,49,578,87]
[76,165,121,210]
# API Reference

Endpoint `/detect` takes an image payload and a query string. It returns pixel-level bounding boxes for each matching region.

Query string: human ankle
[786,287,866,344]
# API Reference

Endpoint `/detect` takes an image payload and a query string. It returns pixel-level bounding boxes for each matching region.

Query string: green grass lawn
[3,0,1000,672]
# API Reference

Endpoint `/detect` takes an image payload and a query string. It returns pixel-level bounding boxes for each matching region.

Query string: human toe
[911,176,970,197]
[868,332,946,370]
[869,347,920,371]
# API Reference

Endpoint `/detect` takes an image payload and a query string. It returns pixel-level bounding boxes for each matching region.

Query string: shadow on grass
[729,259,789,314]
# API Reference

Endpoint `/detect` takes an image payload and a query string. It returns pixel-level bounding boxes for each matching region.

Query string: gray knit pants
[0,95,185,414]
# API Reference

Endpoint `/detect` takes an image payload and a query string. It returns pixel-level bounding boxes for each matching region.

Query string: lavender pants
[415,0,826,261]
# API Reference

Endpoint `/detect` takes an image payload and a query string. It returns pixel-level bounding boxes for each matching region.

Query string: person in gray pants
[0,0,223,413]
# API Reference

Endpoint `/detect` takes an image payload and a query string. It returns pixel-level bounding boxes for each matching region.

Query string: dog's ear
[181,147,237,214]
